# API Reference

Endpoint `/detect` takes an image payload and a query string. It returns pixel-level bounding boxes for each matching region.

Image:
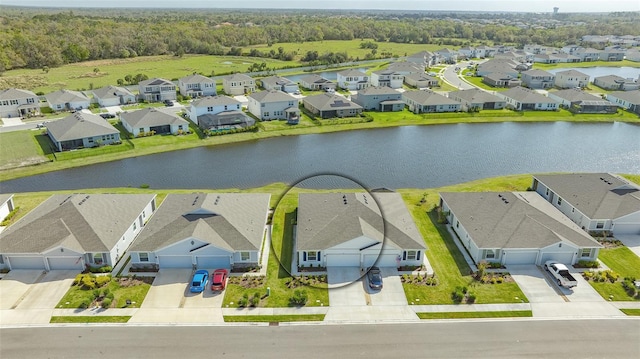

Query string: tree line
[0,7,638,73]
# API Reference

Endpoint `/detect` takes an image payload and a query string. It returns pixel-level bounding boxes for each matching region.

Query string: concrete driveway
[616,235,640,259]
[16,270,77,310]
[508,265,564,304]
[0,270,44,310]
[367,268,408,306]
[139,269,192,309]
[327,267,366,306]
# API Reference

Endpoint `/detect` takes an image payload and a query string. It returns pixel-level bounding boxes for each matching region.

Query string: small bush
[576,260,599,268]
[466,292,477,304]
[238,293,249,307]
[101,298,112,308]
[96,275,112,287]
[81,275,97,290]
[289,289,308,306]
[250,293,260,307]
[79,298,91,309]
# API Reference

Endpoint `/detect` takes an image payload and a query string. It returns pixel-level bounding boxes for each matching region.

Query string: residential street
[1,319,638,358]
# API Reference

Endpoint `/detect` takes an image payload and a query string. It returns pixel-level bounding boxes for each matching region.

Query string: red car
[210,269,228,291]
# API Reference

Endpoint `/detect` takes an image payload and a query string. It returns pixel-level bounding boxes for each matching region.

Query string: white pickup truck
[544,261,578,288]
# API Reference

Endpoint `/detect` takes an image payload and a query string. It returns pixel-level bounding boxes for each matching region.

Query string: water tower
[553,7,559,15]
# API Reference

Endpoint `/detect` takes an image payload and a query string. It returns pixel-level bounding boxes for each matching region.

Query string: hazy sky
[1,0,639,12]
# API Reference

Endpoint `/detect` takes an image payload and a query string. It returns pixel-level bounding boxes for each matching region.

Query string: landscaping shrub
[95,275,112,287]
[238,293,249,307]
[81,275,97,290]
[576,260,599,268]
[466,292,477,304]
[451,286,467,303]
[250,293,260,307]
[289,289,308,306]
[101,298,112,308]
[0,207,20,226]
[79,298,91,309]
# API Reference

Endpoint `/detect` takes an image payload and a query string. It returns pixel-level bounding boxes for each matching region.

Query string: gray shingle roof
[448,89,504,103]
[533,173,640,219]
[501,87,557,104]
[0,194,13,207]
[356,86,400,96]
[303,93,363,111]
[555,69,589,78]
[297,192,426,251]
[0,88,37,100]
[608,90,640,104]
[46,112,119,141]
[440,191,602,249]
[260,76,294,87]
[223,73,254,82]
[248,89,296,103]
[130,193,270,252]
[483,72,518,82]
[139,78,174,87]
[402,90,460,106]
[92,85,134,100]
[404,73,438,82]
[549,89,602,102]
[0,194,155,253]
[299,74,332,84]
[192,95,240,107]
[337,69,367,77]
[45,89,89,104]
[179,74,215,84]
[120,108,188,128]
[522,69,554,77]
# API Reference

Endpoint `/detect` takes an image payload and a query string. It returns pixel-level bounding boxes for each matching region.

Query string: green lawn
[417,311,532,319]
[587,247,640,301]
[56,276,151,309]
[620,309,640,316]
[0,130,48,170]
[223,314,325,322]
[50,316,131,323]
[533,60,640,70]
[463,75,509,92]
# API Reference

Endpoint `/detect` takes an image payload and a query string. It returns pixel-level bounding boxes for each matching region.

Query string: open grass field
[0,130,48,170]
[533,60,640,70]
[417,311,532,319]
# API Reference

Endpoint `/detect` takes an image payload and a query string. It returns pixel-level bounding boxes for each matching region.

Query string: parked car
[100,113,116,119]
[163,99,174,107]
[367,266,383,289]
[36,122,47,128]
[189,269,209,293]
[210,269,228,291]
[544,261,578,288]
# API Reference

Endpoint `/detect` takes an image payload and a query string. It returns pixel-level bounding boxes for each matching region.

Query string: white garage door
[158,256,193,268]
[8,256,46,270]
[47,257,84,270]
[326,254,360,267]
[196,256,230,269]
[363,254,398,268]
[612,224,640,235]
[540,252,574,265]
[503,251,538,265]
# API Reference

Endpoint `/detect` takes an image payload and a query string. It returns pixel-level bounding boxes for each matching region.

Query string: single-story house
[532,173,640,235]
[439,191,602,266]
[448,89,506,111]
[476,59,519,77]
[498,86,559,111]
[387,61,424,75]
[403,73,440,88]
[247,90,300,122]
[547,89,617,114]
[92,85,136,107]
[0,194,15,225]
[128,193,270,270]
[370,69,404,89]
[554,70,589,89]
[593,75,640,91]
[337,69,370,90]
[402,90,461,114]
[120,108,190,137]
[299,74,336,91]
[303,93,363,119]
[521,69,555,89]
[0,88,40,119]
[178,74,217,98]
[45,89,90,112]
[351,86,403,112]
[260,76,299,94]
[45,112,121,151]
[222,74,256,95]
[0,194,156,271]
[138,78,177,102]
[482,72,521,88]
[606,90,640,114]
[296,192,426,268]
[532,54,559,64]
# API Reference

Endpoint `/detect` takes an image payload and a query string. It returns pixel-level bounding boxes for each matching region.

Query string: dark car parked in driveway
[163,100,174,107]
[367,266,383,289]
[100,113,116,119]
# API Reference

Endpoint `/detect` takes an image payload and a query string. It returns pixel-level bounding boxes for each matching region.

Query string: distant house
[303,93,363,119]
[404,73,440,88]
[260,76,299,94]
[606,90,640,114]
[0,88,40,119]
[523,44,550,55]
[178,74,216,98]
[336,69,370,90]
[351,86,403,112]
[120,108,189,137]
[497,86,558,111]
[475,59,519,77]
[548,89,617,114]
[435,48,458,64]
[296,192,427,268]
[593,75,640,91]
[474,45,496,58]
[299,74,336,91]
[482,72,522,88]
[45,112,121,151]
[406,51,434,68]
[387,61,424,75]
[626,49,640,62]
[560,44,582,55]
[552,53,581,63]
[554,69,590,89]
[439,191,602,266]
[402,90,461,114]
[520,69,555,89]
[45,90,90,112]
[600,49,625,61]
[247,90,300,122]
[574,48,601,62]
[222,74,256,95]
[138,78,177,102]
[0,194,156,271]
[190,95,255,131]
[532,173,640,235]
[129,193,270,270]
[448,89,506,111]
[533,54,559,64]
[92,85,136,107]
[370,69,404,89]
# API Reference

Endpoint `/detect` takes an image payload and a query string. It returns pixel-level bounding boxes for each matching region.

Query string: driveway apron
[16,270,78,309]
[0,270,43,310]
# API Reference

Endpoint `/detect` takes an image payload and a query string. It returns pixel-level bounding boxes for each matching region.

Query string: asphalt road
[1,319,638,358]
[441,61,476,91]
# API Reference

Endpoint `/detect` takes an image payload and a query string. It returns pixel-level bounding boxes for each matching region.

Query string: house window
[545,188,549,196]
[581,248,592,258]
[406,250,417,260]
[307,251,317,261]
[133,222,137,231]
[483,250,495,259]
[240,252,250,261]
[93,253,104,265]
[456,220,459,228]
[139,128,144,133]
[557,197,562,206]
[596,222,605,229]
[88,138,94,143]
[139,253,149,262]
